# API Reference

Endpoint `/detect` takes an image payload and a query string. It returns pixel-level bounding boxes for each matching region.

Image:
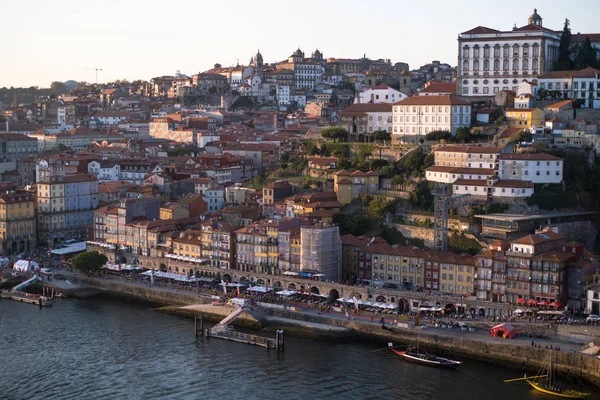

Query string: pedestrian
[531,340,535,347]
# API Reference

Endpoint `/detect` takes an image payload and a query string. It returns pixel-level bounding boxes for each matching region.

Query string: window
[494,45,500,58]
[522,59,528,70]
[503,59,509,70]
[463,46,469,58]
[483,45,490,58]
[503,45,509,58]
[483,59,489,71]
[513,44,519,57]
[513,59,519,70]
[493,59,499,71]
[532,58,539,70]
[463,60,469,71]
[473,60,479,71]
[474,46,480,58]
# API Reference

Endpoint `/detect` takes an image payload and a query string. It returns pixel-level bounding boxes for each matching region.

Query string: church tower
[527,9,542,27]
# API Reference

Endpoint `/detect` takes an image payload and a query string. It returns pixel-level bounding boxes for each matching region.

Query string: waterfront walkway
[47,269,594,354]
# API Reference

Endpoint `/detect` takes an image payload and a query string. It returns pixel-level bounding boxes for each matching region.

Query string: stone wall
[550,220,598,251]
[390,224,435,246]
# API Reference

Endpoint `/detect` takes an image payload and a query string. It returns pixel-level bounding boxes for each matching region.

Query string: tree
[493,116,507,126]
[367,196,395,219]
[372,130,391,143]
[455,126,471,143]
[573,36,600,69]
[425,130,452,141]
[321,127,348,142]
[50,81,67,95]
[56,144,72,152]
[72,251,107,274]
[556,19,574,71]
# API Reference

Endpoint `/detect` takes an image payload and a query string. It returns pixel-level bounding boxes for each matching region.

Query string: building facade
[458,9,560,97]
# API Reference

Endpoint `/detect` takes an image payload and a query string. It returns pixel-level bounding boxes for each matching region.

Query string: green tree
[449,233,482,255]
[493,116,507,126]
[56,144,72,152]
[372,130,391,143]
[72,251,108,274]
[425,130,452,141]
[409,181,434,210]
[556,19,574,70]
[367,197,395,219]
[455,127,471,143]
[573,36,600,69]
[369,159,389,170]
[321,127,348,142]
[50,81,67,95]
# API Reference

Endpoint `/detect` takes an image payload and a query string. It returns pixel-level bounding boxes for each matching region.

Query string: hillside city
[2,8,600,318]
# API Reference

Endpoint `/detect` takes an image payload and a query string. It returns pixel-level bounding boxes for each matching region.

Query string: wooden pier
[194,313,284,351]
[1,291,52,306]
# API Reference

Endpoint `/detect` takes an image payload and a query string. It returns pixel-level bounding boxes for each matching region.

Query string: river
[0,297,589,400]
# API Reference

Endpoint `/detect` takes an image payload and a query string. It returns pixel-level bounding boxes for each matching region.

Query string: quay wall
[267,309,600,387]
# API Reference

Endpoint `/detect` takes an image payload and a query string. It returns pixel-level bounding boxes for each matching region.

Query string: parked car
[383,283,398,290]
[586,314,600,322]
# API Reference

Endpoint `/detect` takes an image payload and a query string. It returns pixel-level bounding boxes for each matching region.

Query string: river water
[0,298,590,400]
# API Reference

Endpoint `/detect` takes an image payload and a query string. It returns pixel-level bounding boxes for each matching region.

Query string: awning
[246,286,273,293]
[276,290,297,296]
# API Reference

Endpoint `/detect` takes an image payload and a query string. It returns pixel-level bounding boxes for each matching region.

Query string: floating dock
[195,308,284,351]
[1,291,52,306]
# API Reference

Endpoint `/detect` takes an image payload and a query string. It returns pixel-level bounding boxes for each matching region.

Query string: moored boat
[506,352,590,398]
[391,348,462,367]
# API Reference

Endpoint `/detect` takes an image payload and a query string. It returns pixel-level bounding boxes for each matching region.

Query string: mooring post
[200,315,204,336]
[194,316,198,338]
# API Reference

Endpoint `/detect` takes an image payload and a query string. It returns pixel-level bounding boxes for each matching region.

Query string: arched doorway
[274,281,283,289]
[288,283,296,290]
[257,278,265,285]
[239,276,248,283]
[445,303,456,315]
[328,289,340,301]
[399,298,410,313]
[469,307,476,315]
[479,308,486,317]
[310,286,320,295]
[435,301,441,307]
[223,274,232,283]
[159,263,167,272]
[376,295,386,303]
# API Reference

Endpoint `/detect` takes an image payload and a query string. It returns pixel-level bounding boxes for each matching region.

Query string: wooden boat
[391,347,462,367]
[512,352,591,398]
[386,328,462,368]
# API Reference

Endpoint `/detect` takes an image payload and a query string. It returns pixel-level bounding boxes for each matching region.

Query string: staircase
[12,275,40,292]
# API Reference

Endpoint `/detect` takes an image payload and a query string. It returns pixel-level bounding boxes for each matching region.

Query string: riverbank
[46,272,600,388]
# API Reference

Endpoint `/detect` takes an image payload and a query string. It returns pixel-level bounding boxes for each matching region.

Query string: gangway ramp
[12,275,40,292]
[217,306,245,327]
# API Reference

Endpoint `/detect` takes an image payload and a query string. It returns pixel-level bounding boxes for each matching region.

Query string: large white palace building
[457,9,561,97]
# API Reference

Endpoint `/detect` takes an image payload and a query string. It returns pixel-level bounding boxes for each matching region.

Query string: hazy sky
[2,0,599,88]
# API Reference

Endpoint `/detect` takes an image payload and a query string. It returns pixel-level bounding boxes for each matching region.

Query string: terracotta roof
[461,26,501,35]
[435,145,502,154]
[538,67,600,79]
[421,82,457,94]
[372,83,391,90]
[512,231,564,245]
[531,250,574,263]
[453,179,488,187]
[546,100,573,110]
[426,166,495,175]
[340,103,393,114]
[393,96,470,106]
[309,157,338,166]
[499,153,563,161]
[492,180,533,189]
[498,127,524,139]
[505,108,541,113]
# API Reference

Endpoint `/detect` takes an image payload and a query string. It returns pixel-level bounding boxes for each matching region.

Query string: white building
[453,177,534,198]
[90,110,132,127]
[514,94,534,108]
[537,67,600,108]
[392,96,471,142]
[585,285,600,315]
[355,83,407,104]
[498,153,563,183]
[458,9,560,97]
[339,103,393,141]
[277,85,290,106]
[87,161,121,182]
[203,187,225,212]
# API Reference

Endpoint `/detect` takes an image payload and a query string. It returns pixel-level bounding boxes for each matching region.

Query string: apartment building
[37,174,99,245]
[333,170,379,205]
[0,190,36,255]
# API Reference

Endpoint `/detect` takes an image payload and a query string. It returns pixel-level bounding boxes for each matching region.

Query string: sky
[2,0,600,88]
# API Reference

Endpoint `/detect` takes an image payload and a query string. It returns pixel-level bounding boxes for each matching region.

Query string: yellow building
[429,253,475,296]
[159,202,190,220]
[333,170,379,205]
[0,190,36,255]
[505,108,545,129]
[172,232,203,258]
